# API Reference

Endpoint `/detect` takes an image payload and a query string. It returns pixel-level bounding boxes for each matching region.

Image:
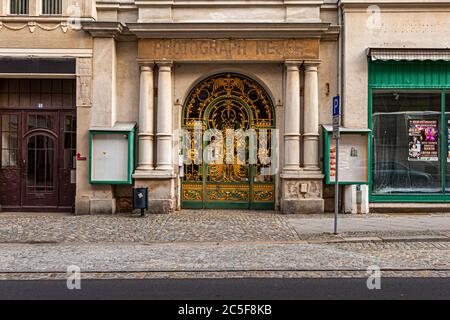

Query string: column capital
[303,60,321,71]
[156,61,174,70]
[140,64,154,72]
[285,60,302,70]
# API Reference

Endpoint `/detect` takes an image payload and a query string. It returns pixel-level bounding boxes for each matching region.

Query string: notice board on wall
[91,134,129,182]
[323,125,371,185]
[89,122,136,185]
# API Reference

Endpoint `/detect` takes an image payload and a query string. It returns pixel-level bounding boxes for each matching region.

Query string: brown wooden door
[1,111,76,211]
[0,79,76,211]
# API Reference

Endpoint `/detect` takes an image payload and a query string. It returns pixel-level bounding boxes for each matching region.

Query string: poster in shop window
[408,120,439,162]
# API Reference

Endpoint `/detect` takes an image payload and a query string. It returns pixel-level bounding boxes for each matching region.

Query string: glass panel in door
[22,133,58,207]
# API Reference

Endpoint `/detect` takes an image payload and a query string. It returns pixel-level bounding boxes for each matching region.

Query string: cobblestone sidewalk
[0,241,448,274]
[0,210,449,244]
[288,214,450,236]
[0,211,298,243]
[0,211,448,279]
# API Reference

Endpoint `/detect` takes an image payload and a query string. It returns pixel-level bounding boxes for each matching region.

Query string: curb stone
[307,234,450,244]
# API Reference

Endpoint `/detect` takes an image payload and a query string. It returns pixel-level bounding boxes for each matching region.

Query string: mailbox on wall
[89,122,136,185]
[322,125,371,185]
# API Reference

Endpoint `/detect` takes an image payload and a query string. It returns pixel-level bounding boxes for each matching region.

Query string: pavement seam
[1,268,449,274]
[0,235,449,246]
[281,216,303,241]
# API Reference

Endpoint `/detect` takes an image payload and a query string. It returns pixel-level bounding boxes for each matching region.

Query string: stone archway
[181,73,276,209]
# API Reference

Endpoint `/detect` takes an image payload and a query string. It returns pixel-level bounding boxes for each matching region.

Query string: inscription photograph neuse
[139,39,319,61]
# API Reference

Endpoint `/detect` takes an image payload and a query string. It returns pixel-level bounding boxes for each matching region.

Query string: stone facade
[1,1,449,214]
[80,0,341,214]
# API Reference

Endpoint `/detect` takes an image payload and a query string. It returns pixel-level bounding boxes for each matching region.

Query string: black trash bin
[132,188,148,217]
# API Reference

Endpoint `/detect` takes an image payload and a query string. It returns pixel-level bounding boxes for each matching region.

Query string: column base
[133,169,154,178]
[282,199,324,214]
[144,199,175,215]
[281,171,324,214]
[135,165,154,172]
[155,166,174,172]
[134,175,176,214]
[303,166,321,171]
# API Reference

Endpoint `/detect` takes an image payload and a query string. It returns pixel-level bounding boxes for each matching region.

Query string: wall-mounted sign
[323,125,370,185]
[408,119,439,162]
[138,39,320,62]
[332,95,340,139]
[89,122,136,185]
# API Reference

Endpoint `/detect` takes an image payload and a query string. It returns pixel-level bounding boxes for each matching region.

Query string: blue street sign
[333,96,340,117]
[332,95,341,234]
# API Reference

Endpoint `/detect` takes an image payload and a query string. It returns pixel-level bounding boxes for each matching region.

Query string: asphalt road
[0,278,449,300]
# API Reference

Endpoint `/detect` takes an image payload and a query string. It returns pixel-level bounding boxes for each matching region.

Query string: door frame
[21,129,59,209]
[180,73,276,210]
[0,109,76,211]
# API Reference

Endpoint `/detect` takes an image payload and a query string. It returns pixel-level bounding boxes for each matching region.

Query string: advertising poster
[330,146,336,178]
[408,120,439,162]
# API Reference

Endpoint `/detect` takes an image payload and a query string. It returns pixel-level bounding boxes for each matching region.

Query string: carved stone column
[133,61,175,214]
[281,60,324,214]
[156,61,173,172]
[283,61,301,172]
[135,64,154,172]
[303,62,320,171]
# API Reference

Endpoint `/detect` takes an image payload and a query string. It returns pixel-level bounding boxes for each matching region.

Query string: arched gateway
[181,73,276,209]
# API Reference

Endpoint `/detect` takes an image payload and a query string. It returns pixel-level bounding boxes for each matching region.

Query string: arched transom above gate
[183,73,275,129]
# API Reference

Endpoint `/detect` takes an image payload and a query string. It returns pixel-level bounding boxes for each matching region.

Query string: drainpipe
[338,1,357,214]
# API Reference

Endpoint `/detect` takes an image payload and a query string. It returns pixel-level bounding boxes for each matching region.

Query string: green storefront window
[372,91,441,194]
[369,60,450,202]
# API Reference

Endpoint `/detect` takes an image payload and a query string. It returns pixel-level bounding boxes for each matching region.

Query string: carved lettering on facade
[139,39,319,61]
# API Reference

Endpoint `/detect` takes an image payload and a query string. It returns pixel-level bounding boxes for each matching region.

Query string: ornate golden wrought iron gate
[181,73,276,209]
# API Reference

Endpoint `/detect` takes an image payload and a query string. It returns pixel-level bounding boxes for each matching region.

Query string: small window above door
[27,114,55,130]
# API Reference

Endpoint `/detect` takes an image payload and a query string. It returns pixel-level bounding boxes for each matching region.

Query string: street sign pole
[332,96,340,235]
[334,135,339,235]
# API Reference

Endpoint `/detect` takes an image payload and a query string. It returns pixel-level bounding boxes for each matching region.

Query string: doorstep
[370,203,450,214]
